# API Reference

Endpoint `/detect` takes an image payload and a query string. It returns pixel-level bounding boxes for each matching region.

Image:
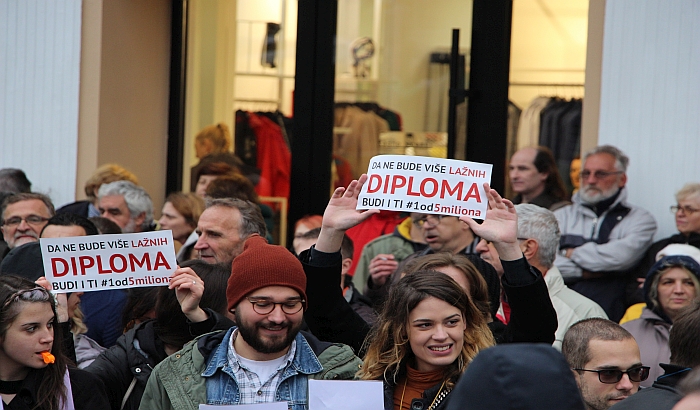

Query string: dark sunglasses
[573,366,650,384]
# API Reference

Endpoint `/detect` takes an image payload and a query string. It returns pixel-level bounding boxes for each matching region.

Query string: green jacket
[354,217,425,292]
[139,329,362,410]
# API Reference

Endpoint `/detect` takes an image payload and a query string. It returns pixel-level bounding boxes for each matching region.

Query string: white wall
[598,0,700,240]
[0,0,81,206]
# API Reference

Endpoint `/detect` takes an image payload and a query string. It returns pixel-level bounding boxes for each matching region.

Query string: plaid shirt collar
[223,329,296,404]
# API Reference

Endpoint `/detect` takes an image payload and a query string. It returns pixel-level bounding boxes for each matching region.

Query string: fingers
[343,174,368,198]
[169,267,202,290]
[35,277,52,291]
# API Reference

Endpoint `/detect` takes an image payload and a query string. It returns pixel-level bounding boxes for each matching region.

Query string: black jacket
[609,363,690,410]
[85,309,233,410]
[303,248,557,356]
[3,367,109,410]
[445,344,584,410]
[383,378,452,410]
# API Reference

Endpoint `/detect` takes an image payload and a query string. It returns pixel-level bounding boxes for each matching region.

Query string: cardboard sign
[357,155,492,219]
[309,380,384,410]
[39,231,177,293]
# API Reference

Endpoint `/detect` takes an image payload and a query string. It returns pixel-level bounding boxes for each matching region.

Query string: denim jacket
[139,328,362,410]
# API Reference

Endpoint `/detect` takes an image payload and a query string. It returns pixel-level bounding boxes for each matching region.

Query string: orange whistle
[41,351,55,364]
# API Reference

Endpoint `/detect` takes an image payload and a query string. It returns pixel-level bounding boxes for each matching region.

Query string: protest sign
[357,155,492,219]
[39,231,177,293]
[308,380,384,410]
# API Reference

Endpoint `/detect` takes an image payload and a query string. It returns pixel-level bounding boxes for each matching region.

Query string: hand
[36,277,69,323]
[637,277,645,289]
[460,183,521,261]
[169,266,208,323]
[322,174,380,232]
[315,175,380,253]
[368,254,398,287]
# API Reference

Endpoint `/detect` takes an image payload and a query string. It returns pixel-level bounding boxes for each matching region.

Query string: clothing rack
[509,82,584,87]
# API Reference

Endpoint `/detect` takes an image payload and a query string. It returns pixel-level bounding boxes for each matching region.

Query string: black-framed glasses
[2,215,50,227]
[2,287,52,310]
[245,298,305,315]
[670,205,700,215]
[412,214,450,228]
[573,366,650,384]
[580,170,623,180]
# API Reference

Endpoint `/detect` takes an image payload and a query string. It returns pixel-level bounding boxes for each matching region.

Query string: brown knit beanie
[227,234,307,312]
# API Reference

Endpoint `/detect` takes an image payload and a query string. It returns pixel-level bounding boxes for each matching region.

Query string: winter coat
[382,378,453,410]
[621,255,700,387]
[353,216,426,293]
[621,308,670,387]
[553,187,657,321]
[86,309,233,410]
[544,266,608,350]
[445,344,584,410]
[138,329,362,410]
[3,367,109,410]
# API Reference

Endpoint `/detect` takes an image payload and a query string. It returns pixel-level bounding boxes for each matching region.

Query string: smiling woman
[0,276,109,409]
[622,255,700,387]
[359,272,494,410]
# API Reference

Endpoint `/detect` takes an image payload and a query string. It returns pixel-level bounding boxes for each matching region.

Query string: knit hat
[227,234,307,312]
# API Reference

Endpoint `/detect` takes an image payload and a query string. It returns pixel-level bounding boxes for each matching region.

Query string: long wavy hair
[0,275,68,410]
[358,272,495,388]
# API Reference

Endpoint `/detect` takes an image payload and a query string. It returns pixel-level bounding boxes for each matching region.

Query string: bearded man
[140,235,361,410]
[553,145,656,322]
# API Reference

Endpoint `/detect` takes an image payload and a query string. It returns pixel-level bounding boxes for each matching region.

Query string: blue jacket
[139,328,361,410]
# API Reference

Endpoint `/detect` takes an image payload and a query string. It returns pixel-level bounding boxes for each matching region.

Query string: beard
[579,183,620,205]
[122,218,137,234]
[235,309,302,354]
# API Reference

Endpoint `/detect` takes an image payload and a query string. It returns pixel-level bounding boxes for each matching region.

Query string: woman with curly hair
[358,272,494,410]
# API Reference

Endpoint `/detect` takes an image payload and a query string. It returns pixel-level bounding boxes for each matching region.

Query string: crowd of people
[0,136,699,410]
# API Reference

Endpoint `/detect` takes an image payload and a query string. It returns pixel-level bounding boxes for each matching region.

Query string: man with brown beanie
[140,234,362,410]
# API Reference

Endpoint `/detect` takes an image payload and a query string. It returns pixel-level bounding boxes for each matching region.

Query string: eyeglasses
[246,298,305,315]
[412,214,450,228]
[580,170,623,180]
[2,215,50,227]
[670,205,700,215]
[2,287,52,310]
[573,366,650,384]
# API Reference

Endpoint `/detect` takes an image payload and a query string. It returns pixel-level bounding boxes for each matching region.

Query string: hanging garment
[516,96,551,149]
[333,105,389,179]
[248,112,291,200]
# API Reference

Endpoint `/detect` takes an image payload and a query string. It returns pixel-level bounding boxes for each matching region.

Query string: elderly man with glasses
[0,192,55,262]
[553,145,657,322]
[563,318,648,410]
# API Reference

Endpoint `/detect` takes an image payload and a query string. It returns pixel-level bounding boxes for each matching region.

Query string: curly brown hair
[358,271,494,388]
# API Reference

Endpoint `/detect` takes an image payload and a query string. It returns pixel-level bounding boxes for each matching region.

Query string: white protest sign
[199,403,288,410]
[39,231,177,293]
[308,380,384,410]
[357,155,492,219]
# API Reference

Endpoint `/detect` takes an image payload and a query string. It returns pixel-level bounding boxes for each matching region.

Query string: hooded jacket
[86,309,233,410]
[622,255,700,387]
[445,344,585,410]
